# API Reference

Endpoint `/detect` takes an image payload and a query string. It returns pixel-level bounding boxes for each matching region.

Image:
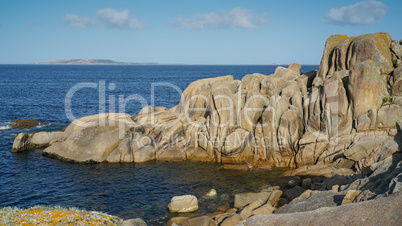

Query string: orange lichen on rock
[0,206,123,225]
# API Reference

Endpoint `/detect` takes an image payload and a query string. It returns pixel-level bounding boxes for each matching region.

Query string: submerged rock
[11,119,39,129]
[203,189,217,198]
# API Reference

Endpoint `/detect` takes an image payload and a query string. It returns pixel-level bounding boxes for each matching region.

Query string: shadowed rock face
[11,32,402,173]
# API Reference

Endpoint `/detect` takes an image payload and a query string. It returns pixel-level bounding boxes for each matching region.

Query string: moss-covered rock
[11,119,39,129]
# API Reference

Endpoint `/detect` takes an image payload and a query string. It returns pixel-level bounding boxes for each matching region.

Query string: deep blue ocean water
[0,65,318,224]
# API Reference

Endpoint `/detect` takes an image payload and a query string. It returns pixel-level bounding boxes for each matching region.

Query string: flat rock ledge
[238,191,402,226]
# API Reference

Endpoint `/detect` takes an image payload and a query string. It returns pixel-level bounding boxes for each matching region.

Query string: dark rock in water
[325,175,354,190]
[239,192,402,226]
[11,119,39,129]
[282,186,305,201]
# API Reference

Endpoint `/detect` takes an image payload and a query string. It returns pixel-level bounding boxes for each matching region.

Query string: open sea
[0,64,318,224]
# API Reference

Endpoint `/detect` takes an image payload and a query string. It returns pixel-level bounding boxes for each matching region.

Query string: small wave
[0,122,12,131]
[0,125,11,130]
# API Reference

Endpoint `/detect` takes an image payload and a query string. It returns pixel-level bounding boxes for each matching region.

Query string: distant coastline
[26,59,317,66]
[28,59,185,65]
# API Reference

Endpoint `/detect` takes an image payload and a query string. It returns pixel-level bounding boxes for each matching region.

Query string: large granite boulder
[11,131,62,152]
[43,113,137,162]
[317,32,393,80]
[347,60,388,119]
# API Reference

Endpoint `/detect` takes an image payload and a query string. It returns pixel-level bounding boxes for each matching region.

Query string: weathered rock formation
[11,32,402,176]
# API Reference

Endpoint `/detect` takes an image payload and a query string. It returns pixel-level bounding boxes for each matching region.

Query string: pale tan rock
[122,218,147,226]
[332,185,339,192]
[203,189,217,197]
[234,192,271,209]
[392,67,402,96]
[11,133,34,152]
[167,217,190,226]
[31,132,62,146]
[43,113,136,162]
[266,189,283,206]
[377,104,402,128]
[251,203,275,216]
[239,199,264,220]
[226,208,237,214]
[317,34,348,80]
[181,216,216,226]
[168,195,198,213]
[288,62,301,74]
[220,214,241,226]
[217,203,230,212]
[348,60,388,119]
[341,190,362,205]
[344,136,388,161]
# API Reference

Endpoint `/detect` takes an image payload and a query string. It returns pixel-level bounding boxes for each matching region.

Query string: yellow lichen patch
[0,206,123,225]
[19,208,44,215]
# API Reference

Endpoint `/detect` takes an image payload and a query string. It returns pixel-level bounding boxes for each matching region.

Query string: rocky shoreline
[9,32,402,225]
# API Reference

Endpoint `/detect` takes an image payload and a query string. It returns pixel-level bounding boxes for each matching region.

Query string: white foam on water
[0,125,11,130]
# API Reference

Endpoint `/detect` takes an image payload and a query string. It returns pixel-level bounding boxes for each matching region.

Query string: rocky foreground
[0,206,146,226]
[10,32,402,225]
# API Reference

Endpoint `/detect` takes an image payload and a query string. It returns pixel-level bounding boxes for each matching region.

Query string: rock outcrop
[238,191,402,226]
[11,32,402,175]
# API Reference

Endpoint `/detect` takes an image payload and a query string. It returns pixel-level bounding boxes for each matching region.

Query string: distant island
[29,59,184,65]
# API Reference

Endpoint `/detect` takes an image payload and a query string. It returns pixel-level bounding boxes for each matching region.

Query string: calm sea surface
[0,65,318,224]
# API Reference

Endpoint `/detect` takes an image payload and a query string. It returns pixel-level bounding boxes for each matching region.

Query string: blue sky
[0,0,401,64]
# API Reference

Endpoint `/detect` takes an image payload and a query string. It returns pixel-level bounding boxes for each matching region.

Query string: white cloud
[63,13,98,28]
[325,0,388,25]
[173,7,268,29]
[96,8,145,29]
